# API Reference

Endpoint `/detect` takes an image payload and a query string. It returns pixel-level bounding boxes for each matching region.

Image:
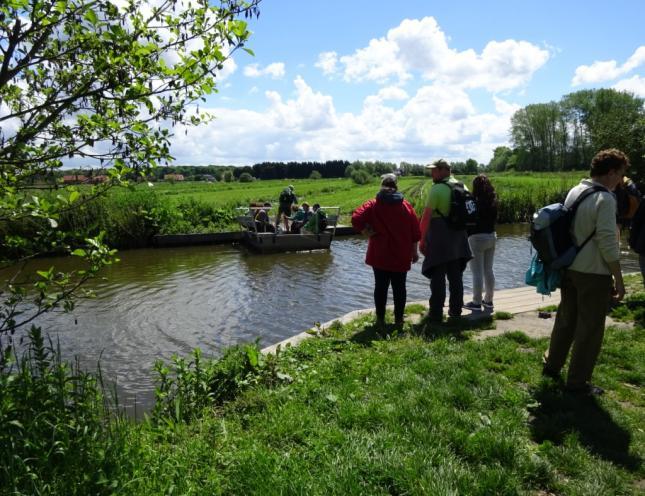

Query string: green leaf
[84,8,98,25]
[71,249,86,257]
[69,191,79,203]
[243,48,255,56]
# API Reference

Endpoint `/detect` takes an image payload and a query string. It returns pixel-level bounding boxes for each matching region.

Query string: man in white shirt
[543,149,628,396]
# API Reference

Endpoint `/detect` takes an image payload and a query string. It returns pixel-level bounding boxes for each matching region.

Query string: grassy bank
[3,275,643,495]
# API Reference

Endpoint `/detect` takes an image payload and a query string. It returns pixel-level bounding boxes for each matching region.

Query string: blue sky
[168,0,645,166]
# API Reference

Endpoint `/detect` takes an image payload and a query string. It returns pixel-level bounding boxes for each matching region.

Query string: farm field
[143,171,586,223]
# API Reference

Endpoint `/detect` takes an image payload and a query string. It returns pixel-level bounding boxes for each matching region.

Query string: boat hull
[242,231,333,253]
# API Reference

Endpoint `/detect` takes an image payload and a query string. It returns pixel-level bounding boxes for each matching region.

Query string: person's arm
[419,207,432,255]
[351,201,373,235]
[607,260,625,301]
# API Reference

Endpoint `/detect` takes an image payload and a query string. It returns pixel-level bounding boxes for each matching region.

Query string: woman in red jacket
[352,173,421,327]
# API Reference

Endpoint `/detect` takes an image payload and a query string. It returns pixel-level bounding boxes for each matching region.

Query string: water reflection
[3,224,641,414]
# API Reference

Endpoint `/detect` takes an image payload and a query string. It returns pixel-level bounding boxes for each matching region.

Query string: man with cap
[276,184,297,232]
[420,159,472,322]
[352,173,421,327]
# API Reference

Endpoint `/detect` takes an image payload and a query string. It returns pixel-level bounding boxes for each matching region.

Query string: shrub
[238,172,254,183]
[309,170,322,179]
[223,171,234,182]
[351,169,372,185]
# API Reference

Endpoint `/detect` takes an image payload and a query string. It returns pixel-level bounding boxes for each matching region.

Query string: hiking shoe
[541,366,561,381]
[463,301,482,311]
[565,383,604,396]
[482,301,494,310]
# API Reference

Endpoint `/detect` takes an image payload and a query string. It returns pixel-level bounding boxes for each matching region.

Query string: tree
[309,170,322,179]
[488,146,514,171]
[238,172,254,182]
[0,0,260,343]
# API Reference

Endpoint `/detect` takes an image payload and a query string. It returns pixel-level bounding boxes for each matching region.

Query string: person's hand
[612,280,626,302]
[411,252,419,263]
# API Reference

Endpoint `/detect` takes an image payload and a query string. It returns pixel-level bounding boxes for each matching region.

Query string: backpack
[438,181,478,230]
[530,185,605,270]
[279,188,293,204]
[628,199,645,254]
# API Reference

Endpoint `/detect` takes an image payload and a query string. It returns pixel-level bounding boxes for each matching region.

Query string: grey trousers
[544,270,612,387]
[468,233,496,304]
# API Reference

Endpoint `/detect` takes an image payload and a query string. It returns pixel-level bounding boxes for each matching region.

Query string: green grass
[4,291,643,494]
[117,299,643,495]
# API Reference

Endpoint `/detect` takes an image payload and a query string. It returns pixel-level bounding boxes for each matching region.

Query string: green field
[145,171,585,224]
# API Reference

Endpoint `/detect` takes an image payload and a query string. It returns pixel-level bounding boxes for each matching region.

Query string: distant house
[61,174,109,185]
[164,173,185,182]
[202,174,216,182]
[62,174,91,185]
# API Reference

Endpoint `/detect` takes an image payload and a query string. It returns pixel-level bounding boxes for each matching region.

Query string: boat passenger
[302,203,327,234]
[255,202,275,233]
[289,202,310,233]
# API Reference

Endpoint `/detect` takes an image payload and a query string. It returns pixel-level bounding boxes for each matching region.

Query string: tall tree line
[498,89,645,180]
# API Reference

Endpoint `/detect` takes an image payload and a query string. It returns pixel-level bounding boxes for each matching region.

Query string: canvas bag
[438,181,478,230]
[529,185,605,270]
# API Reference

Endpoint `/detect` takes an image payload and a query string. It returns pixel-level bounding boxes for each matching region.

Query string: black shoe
[565,383,604,396]
[427,313,443,323]
[541,366,561,381]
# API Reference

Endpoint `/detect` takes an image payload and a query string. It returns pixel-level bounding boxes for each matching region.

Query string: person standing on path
[464,174,498,312]
[543,148,628,396]
[352,173,421,327]
[419,159,472,322]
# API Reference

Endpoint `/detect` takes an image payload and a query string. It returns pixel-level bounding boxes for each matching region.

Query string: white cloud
[572,46,645,86]
[320,17,549,91]
[613,75,645,97]
[168,78,517,165]
[243,62,286,79]
[315,51,339,75]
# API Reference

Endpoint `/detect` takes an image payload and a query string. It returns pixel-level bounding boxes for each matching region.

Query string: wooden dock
[263,285,560,354]
[410,285,561,315]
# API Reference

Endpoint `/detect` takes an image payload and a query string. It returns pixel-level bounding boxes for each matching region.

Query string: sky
[168,0,645,166]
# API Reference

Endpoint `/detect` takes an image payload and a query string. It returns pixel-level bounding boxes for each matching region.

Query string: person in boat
[351,173,421,328]
[276,184,297,232]
[254,202,275,233]
[302,203,327,234]
[289,202,311,233]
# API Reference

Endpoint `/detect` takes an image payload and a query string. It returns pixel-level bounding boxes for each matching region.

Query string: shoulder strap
[571,185,608,251]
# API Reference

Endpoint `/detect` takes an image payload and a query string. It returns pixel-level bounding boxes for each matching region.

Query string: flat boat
[237,205,340,254]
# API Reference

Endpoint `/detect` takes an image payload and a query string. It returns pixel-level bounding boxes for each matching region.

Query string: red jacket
[352,192,421,272]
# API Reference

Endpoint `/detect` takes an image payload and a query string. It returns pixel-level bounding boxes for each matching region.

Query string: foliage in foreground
[3,288,643,495]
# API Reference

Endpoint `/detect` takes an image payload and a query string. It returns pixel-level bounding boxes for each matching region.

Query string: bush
[238,172,254,183]
[309,170,322,179]
[223,171,234,182]
[152,343,286,422]
[351,169,372,185]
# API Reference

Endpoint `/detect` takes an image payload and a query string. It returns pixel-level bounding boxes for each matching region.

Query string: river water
[8,225,641,414]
